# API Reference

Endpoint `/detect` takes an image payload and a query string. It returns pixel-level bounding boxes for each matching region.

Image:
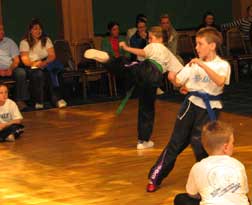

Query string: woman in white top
[20,18,66,109]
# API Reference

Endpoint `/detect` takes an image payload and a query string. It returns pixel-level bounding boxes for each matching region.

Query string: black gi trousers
[104,57,163,141]
[148,100,219,185]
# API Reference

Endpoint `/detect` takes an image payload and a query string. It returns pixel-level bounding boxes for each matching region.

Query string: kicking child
[85,26,183,150]
[174,121,250,205]
[147,27,231,192]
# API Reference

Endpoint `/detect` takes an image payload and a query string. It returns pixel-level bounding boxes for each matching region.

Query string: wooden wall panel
[232,0,252,18]
[56,0,64,39]
[0,0,2,24]
[61,0,94,43]
[61,0,94,62]
[240,0,252,17]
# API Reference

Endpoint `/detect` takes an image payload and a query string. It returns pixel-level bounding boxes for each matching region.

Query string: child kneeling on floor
[174,120,250,205]
[0,83,24,142]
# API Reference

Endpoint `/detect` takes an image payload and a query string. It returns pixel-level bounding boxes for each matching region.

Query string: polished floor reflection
[0,99,251,204]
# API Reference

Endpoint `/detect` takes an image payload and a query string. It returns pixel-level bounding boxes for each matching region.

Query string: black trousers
[148,100,219,185]
[174,193,200,205]
[12,67,29,101]
[104,57,163,141]
[138,83,157,141]
[0,124,24,142]
[28,69,63,105]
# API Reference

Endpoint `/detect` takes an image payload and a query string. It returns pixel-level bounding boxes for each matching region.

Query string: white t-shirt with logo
[0,99,23,123]
[186,155,249,205]
[19,38,53,62]
[144,43,183,74]
[176,56,231,109]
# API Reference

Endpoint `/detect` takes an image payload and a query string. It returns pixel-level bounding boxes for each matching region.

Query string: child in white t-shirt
[0,83,24,142]
[147,27,231,192]
[174,121,250,205]
[84,26,183,150]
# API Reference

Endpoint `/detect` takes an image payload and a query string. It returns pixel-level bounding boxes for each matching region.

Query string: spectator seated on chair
[0,24,29,111]
[197,11,220,31]
[160,14,179,56]
[221,5,252,54]
[101,21,131,95]
[19,18,67,109]
[129,18,148,61]
[127,13,147,45]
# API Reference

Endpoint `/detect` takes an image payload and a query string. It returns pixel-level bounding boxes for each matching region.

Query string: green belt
[116,59,163,115]
[116,85,135,115]
[148,59,163,73]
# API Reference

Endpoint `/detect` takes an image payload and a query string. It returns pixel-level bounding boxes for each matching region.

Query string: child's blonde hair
[196,27,223,48]
[201,121,234,154]
[149,26,168,43]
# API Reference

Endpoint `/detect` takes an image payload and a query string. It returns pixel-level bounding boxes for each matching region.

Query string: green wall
[2,1,233,42]
[93,0,232,35]
[2,0,59,44]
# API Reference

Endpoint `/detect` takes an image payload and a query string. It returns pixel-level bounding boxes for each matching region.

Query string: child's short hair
[196,27,223,48]
[149,26,168,43]
[201,121,234,153]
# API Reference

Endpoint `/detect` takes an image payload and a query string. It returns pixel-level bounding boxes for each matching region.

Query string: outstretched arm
[168,71,189,95]
[119,42,146,57]
[168,71,181,87]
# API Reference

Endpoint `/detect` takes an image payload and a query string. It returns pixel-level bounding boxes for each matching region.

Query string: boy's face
[0,86,8,103]
[224,134,234,156]
[195,36,215,60]
[148,32,162,43]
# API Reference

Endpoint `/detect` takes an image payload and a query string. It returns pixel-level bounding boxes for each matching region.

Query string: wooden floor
[0,99,251,205]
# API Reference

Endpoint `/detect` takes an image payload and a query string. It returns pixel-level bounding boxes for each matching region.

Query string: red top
[109,37,120,58]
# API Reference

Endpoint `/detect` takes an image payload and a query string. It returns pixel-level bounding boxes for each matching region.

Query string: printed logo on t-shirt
[193,74,210,83]
[0,113,10,121]
[207,165,241,197]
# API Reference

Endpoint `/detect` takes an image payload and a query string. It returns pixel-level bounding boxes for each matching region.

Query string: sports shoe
[5,134,15,142]
[57,99,67,108]
[146,182,159,192]
[156,87,164,95]
[35,103,44,109]
[137,140,154,150]
[84,49,110,63]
